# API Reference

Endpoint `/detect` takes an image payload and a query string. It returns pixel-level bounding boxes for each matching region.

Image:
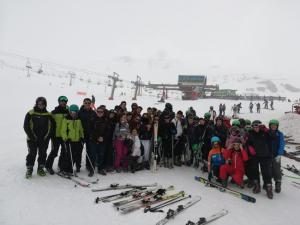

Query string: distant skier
[24,97,55,178]
[249,102,253,113]
[219,103,223,117]
[263,99,268,109]
[256,103,261,113]
[237,102,242,113]
[208,106,216,122]
[222,103,226,116]
[270,100,274,110]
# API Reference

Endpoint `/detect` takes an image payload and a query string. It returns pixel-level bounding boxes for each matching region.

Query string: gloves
[274,155,281,163]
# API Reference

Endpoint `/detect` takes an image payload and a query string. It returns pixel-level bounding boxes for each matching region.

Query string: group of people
[24,96,285,199]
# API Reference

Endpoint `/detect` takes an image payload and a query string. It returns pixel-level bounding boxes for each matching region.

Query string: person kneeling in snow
[220,137,248,188]
[207,136,225,182]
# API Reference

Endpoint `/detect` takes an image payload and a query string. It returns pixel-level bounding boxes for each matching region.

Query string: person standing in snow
[60,104,84,175]
[139,113,152,169]
[45,96,69,175]
[24,97,55,178]
[172,111,185,166]
[247,121,273,199]
[78,98,96,174]
[256,102,261,113]
[267,119,285,193]
[249,102,254,113]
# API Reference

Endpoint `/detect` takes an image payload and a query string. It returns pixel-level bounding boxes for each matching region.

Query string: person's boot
[221,179,228,188]
[37,167,46,177]
[275,181,281,193]
[98,169,107,176]
[163,158,167,168]
[46,167,55,175]
[25,167,33,179]
[266,184,273,199]
[88,170,94,177]
[247,179,255,189]
[168,158,173,169]
[252,180,261,194]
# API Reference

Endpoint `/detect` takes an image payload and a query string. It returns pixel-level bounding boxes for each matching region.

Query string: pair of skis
[283,164,300,176]
[91,183,157,192]
[194,176,256,203]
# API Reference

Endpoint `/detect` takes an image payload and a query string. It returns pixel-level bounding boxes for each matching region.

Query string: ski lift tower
[132,75,142,100]
[108,72,121,100]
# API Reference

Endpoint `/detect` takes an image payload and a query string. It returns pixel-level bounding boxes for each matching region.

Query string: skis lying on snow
[91,183,157,192]
[144,195,191,213]
[56,172,90,187]
[291,181,300,189]
[194,176,256,203]
[155,196,201,225]
[284,151,300,162]
[185,209,228,225]
[113,186,168,208]
[119,191,185,214]
[283,165,300,176]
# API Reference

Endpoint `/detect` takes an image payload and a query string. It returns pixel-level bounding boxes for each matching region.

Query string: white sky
[1,0,300,83]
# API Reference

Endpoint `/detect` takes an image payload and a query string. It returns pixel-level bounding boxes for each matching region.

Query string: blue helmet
[211,136,221,144]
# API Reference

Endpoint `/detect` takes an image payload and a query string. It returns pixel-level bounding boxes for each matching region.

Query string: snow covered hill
[1,66,300,225]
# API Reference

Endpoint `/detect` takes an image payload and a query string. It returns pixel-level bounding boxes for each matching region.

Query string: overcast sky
[1,0,300,83]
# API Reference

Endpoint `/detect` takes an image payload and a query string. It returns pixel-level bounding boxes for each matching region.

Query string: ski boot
[221,179,228,188]
[266,184,273,199]
[98,169,107,176]
[88,170,94,177]
[168,158,174,169]
[25,167,33,179]
[46,167,55,175]
[252,180,261,194]
[247,179,255,189]
[275,181,281,193]
[37,167,46,177]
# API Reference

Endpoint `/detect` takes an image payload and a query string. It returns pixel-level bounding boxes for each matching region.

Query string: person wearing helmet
[267,119,285,193]
[247,121,273,199]
[45,96,69,175]
[207,136,225,181]
[60,104,84,175]
[219,137,248,188]
[24,97,55,178]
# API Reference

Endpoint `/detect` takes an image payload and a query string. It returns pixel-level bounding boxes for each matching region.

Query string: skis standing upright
[152,122,159,172]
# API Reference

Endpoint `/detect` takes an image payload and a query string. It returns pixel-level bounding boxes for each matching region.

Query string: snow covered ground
[1,67,300,225]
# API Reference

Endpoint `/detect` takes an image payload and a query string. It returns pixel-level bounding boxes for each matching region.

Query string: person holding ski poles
[60,104,84,175]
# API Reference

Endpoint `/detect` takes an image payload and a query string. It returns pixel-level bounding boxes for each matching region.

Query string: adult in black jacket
[213,117,228,148]
[78,98,96,173]
[158,114,176,168]
[24,97,55,178]
[88,107,108,176]
[248,122,273,199]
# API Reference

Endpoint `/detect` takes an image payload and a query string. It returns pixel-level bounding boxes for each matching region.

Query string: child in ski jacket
[60,104,84,174]
[208,136,225,181]
[220,138,248,187]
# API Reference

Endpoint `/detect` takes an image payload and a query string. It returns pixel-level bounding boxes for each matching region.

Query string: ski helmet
[204,112,211,119]
[245,119,251,126]
[69,104,79,112]
[232,120,241,127]
[58,96,68,102]
[269,119,279,126]
[211,136,221,144]
[35,97,47,107]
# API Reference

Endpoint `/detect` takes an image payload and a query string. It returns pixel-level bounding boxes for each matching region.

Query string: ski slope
[0,67,300,225]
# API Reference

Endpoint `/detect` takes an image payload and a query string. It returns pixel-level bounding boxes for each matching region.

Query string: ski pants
[60,141,83,173]
[104,140,114,169]
[208,165,221,181]
[141,140,151,162]
[114,139,128,169]
[90,140,106,170]
[26,139,49,169]
[174,136,185,157]
[45,137,65,169]
[220,164,244,186]
[162,137,173,158]
[253,157,272,185]
[272,157,282,183]
[245,156,258,181]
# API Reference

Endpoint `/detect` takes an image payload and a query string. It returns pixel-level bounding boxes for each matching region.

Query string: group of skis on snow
[24,96,285,199]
